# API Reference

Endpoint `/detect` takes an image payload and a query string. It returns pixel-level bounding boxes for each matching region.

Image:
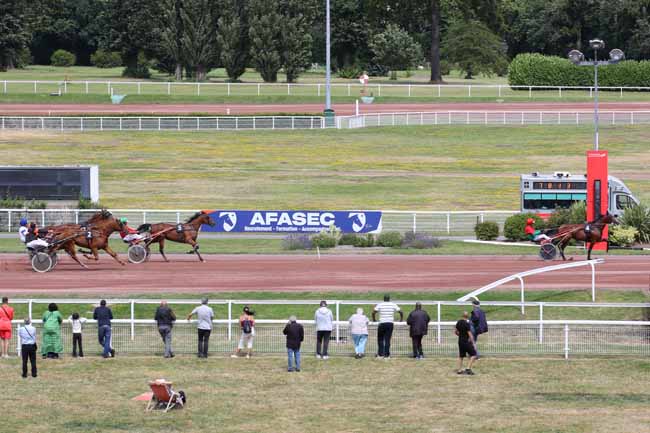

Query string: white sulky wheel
[31,252,53,273]
[539,243,559,261]
[50,253,59,270]
[128,244,148,264]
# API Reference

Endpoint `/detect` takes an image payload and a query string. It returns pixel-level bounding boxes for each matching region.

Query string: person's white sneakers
[230,354,238,358]
[245,354,250,359]
[315,354,321,359]
[323,355,329,360]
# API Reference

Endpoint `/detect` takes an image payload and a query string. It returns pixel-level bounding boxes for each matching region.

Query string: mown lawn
[1,125,650,209]
[2,356,649,433]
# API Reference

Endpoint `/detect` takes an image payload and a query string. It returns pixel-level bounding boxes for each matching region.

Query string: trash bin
[323,108,336,128]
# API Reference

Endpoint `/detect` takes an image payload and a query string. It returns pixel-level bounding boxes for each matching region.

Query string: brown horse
[556,212,617,261]
[48,211,126,268]
[138,211,215,262]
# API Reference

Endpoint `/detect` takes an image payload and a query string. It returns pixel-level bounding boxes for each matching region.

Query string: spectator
[348,308,369,359]
[68,312,87,358]
[470,298,488,358]
[455,311,477,375]
[18,318,37,378]
[283,315,304,372]
[18,218,28,243]
[406,302,430,359]
[154,300,176,358]
[231,306,255,359]
[41,303,63,359]
[93,299,115,358]
[314,301,333,359]
[372,295,403,359]
[187,297,214,358]
[0,297,14,358]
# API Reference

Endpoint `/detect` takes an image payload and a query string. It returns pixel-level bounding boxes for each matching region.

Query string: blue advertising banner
[202,210,382,233]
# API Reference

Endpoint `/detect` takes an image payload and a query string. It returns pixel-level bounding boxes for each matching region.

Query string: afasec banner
[202,210,382,233]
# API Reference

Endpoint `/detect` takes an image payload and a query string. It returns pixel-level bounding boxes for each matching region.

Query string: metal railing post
[564,324,569,359]
[176,212,181,224]
[412,213,417,233]
[590,261,596,302]
[335,301,340,342]
[28,300,33,321]
[130,300,135,341]
[539,304,544,343]
[446,213,450,234]
[228,301,232,341]
[7,210,11,232]
[41,210,45,226]
[518,276,525,315]
[436,302,441,344]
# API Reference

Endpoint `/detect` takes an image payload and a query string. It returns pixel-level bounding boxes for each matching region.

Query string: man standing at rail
[187,298,214,358]
[455,311,477,375]
[372,295,403,359]
[93,300,115,358]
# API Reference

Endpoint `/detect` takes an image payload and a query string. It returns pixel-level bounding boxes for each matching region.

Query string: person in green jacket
[42,303,63,359]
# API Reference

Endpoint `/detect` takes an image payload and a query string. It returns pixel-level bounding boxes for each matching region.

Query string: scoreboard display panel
[0,166,99,201]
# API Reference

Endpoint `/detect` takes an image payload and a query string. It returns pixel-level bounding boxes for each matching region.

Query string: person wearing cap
[118,217,145,243]
[18,218,29,243]
[187,298,214,358]
[231,306,255,359]
[314,301,333,359]
[283,316,304,372]
[406,302,430,360]
[525,218,550,242]
[24,222,49,250]
[470,299,488,357]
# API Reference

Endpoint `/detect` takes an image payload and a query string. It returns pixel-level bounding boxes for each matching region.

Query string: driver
[119,217,145,243]
[525,218,551,242]
[25,222,50,250]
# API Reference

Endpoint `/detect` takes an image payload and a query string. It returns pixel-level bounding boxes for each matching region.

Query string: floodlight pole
[325,0,332,111]
[593,48,599,151]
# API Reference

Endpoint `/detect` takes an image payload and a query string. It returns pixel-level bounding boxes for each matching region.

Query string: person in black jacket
[154,300,176,358]
[283,316,304,372]
[470,299,488,358]
[93,300,115,358]
[406,302,430,359]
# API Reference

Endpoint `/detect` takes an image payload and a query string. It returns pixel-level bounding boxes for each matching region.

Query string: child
[69,312,87,357]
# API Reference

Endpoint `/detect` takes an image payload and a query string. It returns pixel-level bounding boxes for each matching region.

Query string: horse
[43,209,115,235]
[138,211,215,262]
[555,212,618,261]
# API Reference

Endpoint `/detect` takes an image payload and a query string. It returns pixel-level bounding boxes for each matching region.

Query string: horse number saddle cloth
[176,224,184,233]
[85,230,93,240]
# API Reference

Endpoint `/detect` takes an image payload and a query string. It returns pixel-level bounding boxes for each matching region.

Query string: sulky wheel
[539,243,558,261]
[31,252,53,273]
[50,253,59,270]
[128,244,148,264]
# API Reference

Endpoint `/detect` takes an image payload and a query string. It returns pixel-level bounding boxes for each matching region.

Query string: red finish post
[586,150,608,250]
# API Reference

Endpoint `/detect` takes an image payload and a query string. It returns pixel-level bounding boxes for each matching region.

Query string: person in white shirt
[69,312,87,357]
[18,218,29,243]
[187,298,214,358]
[348,308,370,358]
[314,301,333,359]
[372,295,403,359]
[18,318,37,378]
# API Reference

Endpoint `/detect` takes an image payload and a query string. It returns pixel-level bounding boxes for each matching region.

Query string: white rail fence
[336,111,650,128]
[0,208,518,235]
[0,116,325,131]
[3,80,650,100]
[6,298,650,358]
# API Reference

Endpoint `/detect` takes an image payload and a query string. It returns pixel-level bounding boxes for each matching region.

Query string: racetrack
[1,253,647,294]
[3,101,650,115]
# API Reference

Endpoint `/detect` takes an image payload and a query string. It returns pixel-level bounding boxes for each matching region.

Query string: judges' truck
[520,172,638,217]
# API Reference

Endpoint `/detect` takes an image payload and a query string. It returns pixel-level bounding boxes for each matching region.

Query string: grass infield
[2,356,649,433]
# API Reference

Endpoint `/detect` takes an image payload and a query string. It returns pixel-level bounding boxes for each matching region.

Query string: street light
[324,0,334,123]
[568,40,625,150]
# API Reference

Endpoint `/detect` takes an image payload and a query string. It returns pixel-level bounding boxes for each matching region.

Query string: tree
[369,24,422,80]
[280,0,314,83]
[160,0,184,80]
[180,0,217,81]
[330,0,371,69]
[249,0,282,82]
[442,19,507,79]
[216,0,250,82]
[0,0,29,71]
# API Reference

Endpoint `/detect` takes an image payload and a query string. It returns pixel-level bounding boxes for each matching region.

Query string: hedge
[50,49,76,67]
[474,221,499,241]
[508,53,650,88]
[91,50,122,68]
[504,213,545,242]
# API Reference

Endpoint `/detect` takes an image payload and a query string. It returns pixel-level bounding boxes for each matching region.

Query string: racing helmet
[20,218,28,226]
[526,218,534,224]
[119,217,128,224]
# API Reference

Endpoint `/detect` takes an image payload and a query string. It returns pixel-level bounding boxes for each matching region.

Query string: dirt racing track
[0,254,648,295]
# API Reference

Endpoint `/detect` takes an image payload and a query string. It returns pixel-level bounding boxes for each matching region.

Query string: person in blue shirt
[18,318,37,378]
[18,218,28,243]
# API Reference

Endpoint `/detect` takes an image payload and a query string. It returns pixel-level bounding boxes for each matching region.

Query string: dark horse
[556,212,617,261]
[138,211,215,262]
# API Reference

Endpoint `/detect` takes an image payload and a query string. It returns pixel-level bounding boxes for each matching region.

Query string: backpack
[242,319,253,334]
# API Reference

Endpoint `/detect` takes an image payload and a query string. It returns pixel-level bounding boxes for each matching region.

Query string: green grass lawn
[2,356,649,433]
[1,125,649,209]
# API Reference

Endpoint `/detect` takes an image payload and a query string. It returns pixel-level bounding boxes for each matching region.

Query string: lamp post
[568,40,625,151]
[324,0,334,121]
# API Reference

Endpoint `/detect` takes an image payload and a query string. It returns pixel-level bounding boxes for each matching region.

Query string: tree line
[2,0,650,82]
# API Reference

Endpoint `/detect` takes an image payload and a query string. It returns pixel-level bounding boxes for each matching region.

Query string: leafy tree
[369,24,422,80]
[279,0,314,83]
[160,0,184,80]
[180,0,218,81]
[217,0,250,82]
[249,0,283,82]
[442,19,507,79]
[0,0,29,71]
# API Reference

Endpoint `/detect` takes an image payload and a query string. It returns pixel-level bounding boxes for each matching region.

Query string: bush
[620,204,650,243]
[354,234,376,248]
[609,225,639,247]
[122,52,151,79]
[402,231,441,249]
[338,233,358,246]
[377,231,403,248]
[439,60,451,76]
[282,234,313,250]
[474,221,499,241]
[504,213,545,241]
[508,53,650,88]
[50,49,76,67]
[78,196,103,210]
[311,225,341,249]
[91,50,122,68]
[546,202,586,228]
[0,197,46,208]
[366,63,389,77]
[337,65,363,79]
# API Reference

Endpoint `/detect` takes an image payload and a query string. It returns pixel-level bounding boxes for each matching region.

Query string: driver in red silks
[119,218,145,243]
[525,218,551,242]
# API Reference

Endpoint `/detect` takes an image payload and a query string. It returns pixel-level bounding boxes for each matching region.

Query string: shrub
[282,234,313,250]
[50,49,76,67]
[311,225,341,249]
[546,202,586,228]
[402,231,441,249]
[337,64,363,79]
[474,221,499,241]
[78,195,103,210]
[338,233,358,246]
[91,50,122,68]
[504,213,545,241]
[0,197,46,208]
[122,52,151,79]
[354,234,376,248]
[620,204,650,243]
[439,59,451,76]
[608,225,639,247]
[377,231,403,248]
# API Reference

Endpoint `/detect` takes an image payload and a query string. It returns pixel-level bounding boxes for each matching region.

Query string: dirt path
[1,254,647,295]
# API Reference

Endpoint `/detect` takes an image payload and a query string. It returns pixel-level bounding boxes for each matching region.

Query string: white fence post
[446,213,450,234]
[41,210,45,226]
[436,302,441,344]
[335,301,340,342]
[257,83,261,96]
[539,304,544,343]
[228,301,232,341]
[7,210,11,231]
[412,213,417,233]
[518,276,525,315]
[28,300,33,321]
[130,300,135,341]
[564,324,569,359]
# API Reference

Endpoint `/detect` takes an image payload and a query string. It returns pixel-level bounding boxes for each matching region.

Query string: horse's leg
[558,237,568,261]
[65,243,88,269]
[188,238,204,262]
[103,244,126,265]
[587,242,594,261]
[159,238,169,262]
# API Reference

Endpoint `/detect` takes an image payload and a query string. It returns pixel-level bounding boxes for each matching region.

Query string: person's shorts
[458,341,477,358]
[0,330,12,340]
[238,332,254,349]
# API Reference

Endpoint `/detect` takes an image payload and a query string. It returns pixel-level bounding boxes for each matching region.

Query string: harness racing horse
[555,212,617,261]
[138,211,216,262]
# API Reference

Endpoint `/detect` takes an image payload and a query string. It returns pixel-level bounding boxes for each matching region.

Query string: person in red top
[0,297,15,358]
[525,218,550,242]
[119,218,145,243]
